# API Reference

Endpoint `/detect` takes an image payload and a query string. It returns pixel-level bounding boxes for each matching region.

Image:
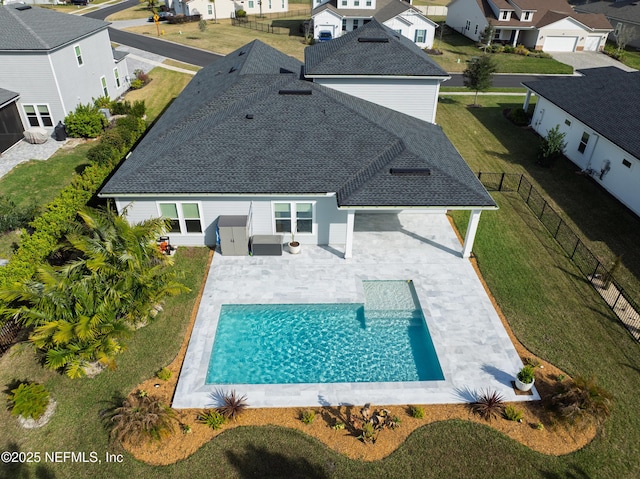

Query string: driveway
[174,212,537,409]
[551,51,637,72]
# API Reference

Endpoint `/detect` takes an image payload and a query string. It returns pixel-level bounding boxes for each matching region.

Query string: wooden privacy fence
[477,171,640,341]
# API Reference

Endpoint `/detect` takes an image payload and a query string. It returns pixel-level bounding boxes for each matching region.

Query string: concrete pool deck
[173,212,540,408]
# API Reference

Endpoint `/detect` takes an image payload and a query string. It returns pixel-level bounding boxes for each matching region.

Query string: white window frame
[100,76,108,97]
[501,11,509,20]
[272,201,316,236]
[157,202,205,235]
[354,0,359,5]
[414,29,426,43]
[74,44,83,66]
[114,68,121,88]
[342,19,347,31]
[23,104,54,128]
[341,0,347,5]
[208,4,212,14]
[523,11,531,21]
[353,19,359,29]
[578,132,590,154]
[248,0,254,7]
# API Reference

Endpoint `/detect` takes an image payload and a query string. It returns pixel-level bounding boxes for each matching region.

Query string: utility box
[218,215,249,256]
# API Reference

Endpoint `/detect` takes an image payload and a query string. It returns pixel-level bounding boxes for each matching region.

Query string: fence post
[539,201,546,220]
[592,261,601,279]
[570,238,580,259]
[554,218,562,238]
[517,174,524,194]
[526,183,533,204]
[498,172,505,191]
[612,290,622,310]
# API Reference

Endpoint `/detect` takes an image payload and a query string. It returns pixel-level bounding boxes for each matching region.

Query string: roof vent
[229,65,239,73]
[278,89,312,95]
[245,114,254,119]
[390,168,431,176]
[357,37,389,43]
[238,50,246,56]
[15,4,32,10]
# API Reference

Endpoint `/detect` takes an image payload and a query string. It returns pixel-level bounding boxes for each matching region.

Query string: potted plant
[515,364,536,392]
[288,233,301,254]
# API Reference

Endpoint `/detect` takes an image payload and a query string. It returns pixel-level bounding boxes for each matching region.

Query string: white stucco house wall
[0,4,130,136]
[166,0,289,20]
[304,19,449,124]
[523,67,640,217]
[99,33,496,260]
[446,0,612,52]
[312,0,437,48]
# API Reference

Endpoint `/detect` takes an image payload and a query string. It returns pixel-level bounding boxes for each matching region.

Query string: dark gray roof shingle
[101,41,494,209]
[305,19,448,77]
[0,88,19,106]
[0,4,108,51]
[523,67,640,160]
[574,0,640,25]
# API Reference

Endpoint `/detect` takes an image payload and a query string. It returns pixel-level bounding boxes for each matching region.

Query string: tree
[478,22,495,51]
[140,0,159,11]
[615,24,636,54]
[537,124,567,167]
[463,55,497,106]
[199,19,207,33]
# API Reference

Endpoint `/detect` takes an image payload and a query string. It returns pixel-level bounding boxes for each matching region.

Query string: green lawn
[431,26,573,73]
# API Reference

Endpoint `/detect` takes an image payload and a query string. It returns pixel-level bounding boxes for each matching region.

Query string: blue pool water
[206,282,444,384]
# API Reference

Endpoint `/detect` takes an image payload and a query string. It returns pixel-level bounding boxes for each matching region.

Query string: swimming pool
[206,281,444,384]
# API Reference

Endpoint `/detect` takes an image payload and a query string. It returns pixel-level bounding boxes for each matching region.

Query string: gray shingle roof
[575,0,640,25]
[523,67,640,159]
[305,19,448,77]
[101,41,494,209]
[312,0,426,23]
[0,4,108,51]
[0,88,19,107]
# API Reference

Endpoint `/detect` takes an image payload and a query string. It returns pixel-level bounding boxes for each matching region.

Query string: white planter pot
[288,242,301,254]
[515,377,534,392]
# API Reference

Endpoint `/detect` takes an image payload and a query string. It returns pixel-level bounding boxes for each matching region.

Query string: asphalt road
[85,0,222,67]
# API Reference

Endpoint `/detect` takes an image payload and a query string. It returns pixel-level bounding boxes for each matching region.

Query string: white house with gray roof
[574,0,640,49]
[99,33,496,259]
[312,0,438,48]
[305,19,449,123]
[0,4,129,141]
[523,67,640,217]
[165,0,289,21]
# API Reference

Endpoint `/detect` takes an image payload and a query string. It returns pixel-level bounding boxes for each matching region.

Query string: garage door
[584,35,601,51]
[543,36,578,52]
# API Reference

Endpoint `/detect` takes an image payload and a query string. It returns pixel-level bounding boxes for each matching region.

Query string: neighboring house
[0,88,23,154]
[304,19,450,123]
[446,0,612,52]
[0,4,130,138]
[574,0,640,49]
[523,67,640,217]
[99,36,496,259]
[312,0,438,48]
[165,0,289,20]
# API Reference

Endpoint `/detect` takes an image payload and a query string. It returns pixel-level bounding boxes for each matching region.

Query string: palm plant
[550,376,612,427]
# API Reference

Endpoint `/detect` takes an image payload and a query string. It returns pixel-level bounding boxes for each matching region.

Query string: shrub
[130,79,144,90]
[198,19,207,32]
[130,100,146,118]
[64,103,108,138]
[550,376,612,427]
[538,124,567,167]
[0,196,39,234]
[115,115,147,144]
[514,44,530,56]
[198,409,226,429]
[409,405,425,419]
[8,382,50,420]
[332,421,345,430]
[86,142,119,166]
[235,9,246,17]
[133,69,150,86]
[503,44,515,54]
[100,128,127,154]
[471,390,504,421]
[507,107,530,126]
[93,96,112,109]
[349,403,399,444]
[218,390,248,420]
[503,404,523,422]
[110,100,132,115]
[300,409,315,424]
[156,367,172,381]
[517,365,536,384]
[487,44,504,53]
[107,394,176,444]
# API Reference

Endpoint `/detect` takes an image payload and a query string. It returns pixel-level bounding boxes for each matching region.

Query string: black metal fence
[249,8,310,19]
[478,172,640,341]
[231,17,290,34]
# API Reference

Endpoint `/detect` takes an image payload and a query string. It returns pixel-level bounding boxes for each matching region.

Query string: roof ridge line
[9,6,50,49]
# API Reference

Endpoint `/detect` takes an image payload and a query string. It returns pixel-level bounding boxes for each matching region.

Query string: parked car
[318,30,332,42]
[148,11,174,22]
[71,0,88,5]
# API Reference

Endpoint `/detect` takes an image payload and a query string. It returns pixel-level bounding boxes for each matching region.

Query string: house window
[268,0,271,9]
[248,0,254,7]
[366,0,371,5]
[494,29,501,40]
[100,76,108,97]
[395,28,402,34]
[281,0,284,7]
[341,0,347,5]
[159,203,203,234]
[474,24,478,35]
[414,29,426,43]
[501,11,508,20]
[273,202,314,235]
[23,104,53,128]
[465,19,470,31]
[622,159,632,168]
[564,119,571,126]
[578,132,590,154]
[114,68,121,88]
[208,4,212,14]
[524,11,531,21]
[74,45,84,66]
[363,19,370,24]
[342,19,347,31]
[354,0,359,5]
[353,19,359,29]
